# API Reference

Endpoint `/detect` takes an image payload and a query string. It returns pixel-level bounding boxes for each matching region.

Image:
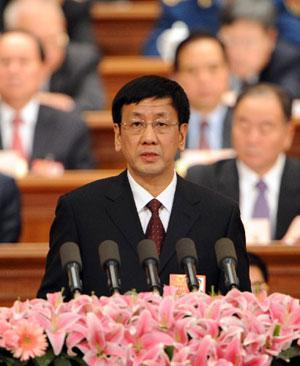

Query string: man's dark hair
[112,75,190,125]
[1,29,46,62]
[174,29,227,72]
[247,251,268,282]
[235,82,293,122]
[220,0,277,29]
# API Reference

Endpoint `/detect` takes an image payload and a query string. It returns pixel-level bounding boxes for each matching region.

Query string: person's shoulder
[285,157,300,174]
[0,172,16,186]
[187,158,235,178]
[63,172,124,201]
[179,173,239,210]
[273,39,300,60]
[39,104,85,124]
[66,42,100,63]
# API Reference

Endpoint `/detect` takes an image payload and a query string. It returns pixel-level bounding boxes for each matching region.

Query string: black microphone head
[98,240,121,269]
[176,238,198,267]
[215,238,238,268]
[60,241,82,271]
[137,239,159,266]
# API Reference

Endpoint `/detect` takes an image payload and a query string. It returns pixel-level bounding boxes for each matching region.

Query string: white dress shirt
[127,170,177,233]
[187,104,228,149]
[237,154,286,238]
[0,99,39,158]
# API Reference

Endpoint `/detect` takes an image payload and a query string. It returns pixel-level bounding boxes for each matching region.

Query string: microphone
[215,238,239,290]
[176,238,199,292]
[98,240,121,295]
[137,239,161,294]
[60,241,83,296]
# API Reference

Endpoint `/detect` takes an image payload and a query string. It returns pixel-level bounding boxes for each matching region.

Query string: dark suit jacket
[37,170,251,300]
[0,173,21,243]
[50,42,106,112]
[259,40,300,99]
[0,104,95,170]
[186,157,300,240]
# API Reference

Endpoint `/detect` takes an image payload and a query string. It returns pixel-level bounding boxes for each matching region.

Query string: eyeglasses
[120,121,179,135]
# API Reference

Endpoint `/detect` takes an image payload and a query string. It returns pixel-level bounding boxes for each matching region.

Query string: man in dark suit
[0,30,94,170]
[219,0,300,99]
[186,83,300,242]
[174,31,232,150]
[0,173,21,243]
[37,75,251,300]
[3,0,105,112]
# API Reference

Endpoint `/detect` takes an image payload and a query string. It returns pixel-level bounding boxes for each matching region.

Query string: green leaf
[273,324,281,337]
[33,348,55,366]
[164,345,174,360]
[277,343,300,361]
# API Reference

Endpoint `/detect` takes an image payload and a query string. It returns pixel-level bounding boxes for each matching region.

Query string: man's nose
[141,123,158,143]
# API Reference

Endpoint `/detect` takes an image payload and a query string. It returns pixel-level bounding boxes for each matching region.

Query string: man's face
[232,93,294,175]
[16,12,66,74]
[114,97,188,184]
[219,20,276,80]
[175,38,229,113]
[0,32,44,108]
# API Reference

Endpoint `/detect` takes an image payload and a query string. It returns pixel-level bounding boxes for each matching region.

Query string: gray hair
[220,0,277,29]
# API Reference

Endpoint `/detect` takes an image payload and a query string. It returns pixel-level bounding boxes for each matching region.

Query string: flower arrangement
[0,287,299,366]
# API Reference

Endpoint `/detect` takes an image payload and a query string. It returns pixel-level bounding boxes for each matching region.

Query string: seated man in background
[186,83,300,243]
[0,30,95,170]
[0,172,21,243]
[219,0,300,98]
[37,75,251,300]
[143,0,300,58]
[248,251,269,294]
[174,31,232,150]
[4,0,106,112]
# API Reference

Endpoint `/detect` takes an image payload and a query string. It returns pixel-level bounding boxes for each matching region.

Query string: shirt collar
[237,153,286,191]
[127,170,177,213]
[1,98,39,128]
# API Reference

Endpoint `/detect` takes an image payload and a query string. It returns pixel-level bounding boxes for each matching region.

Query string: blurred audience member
[0,173,21,243]
[174,31,232,150]
[1,0,97,45]
[248,251,269,294]
[219,0,300,98]
[186,83,300,243]
[143,0,300,58]
[4,0,106,112]
[0,30,95,170]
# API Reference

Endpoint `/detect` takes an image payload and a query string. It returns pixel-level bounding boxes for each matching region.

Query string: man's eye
[131,122,143,127]
[156,122,168,127]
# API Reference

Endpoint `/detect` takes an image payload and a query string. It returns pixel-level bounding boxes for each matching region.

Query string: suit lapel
[222,107,233,148]
[105,171,144,252]
[30,105,51,164]
[276,159,299,239]
[217,159,240,203]
[159,175,203,272]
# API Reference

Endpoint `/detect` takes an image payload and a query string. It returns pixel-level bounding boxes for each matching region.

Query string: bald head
[4,0,67,73]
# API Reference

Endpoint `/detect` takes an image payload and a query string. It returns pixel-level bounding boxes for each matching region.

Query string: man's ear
[113,124,122,152]
[178,123,188,152]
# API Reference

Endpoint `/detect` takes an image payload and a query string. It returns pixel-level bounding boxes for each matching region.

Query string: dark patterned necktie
[252,180,270,218]
[145,199,165,256]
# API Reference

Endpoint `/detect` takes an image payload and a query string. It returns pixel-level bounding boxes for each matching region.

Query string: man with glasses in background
[38,75,251,300]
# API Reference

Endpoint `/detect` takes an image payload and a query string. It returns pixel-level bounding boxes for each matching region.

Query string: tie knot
[147,199,162,214]
[13,114,22,126]
[201,120,208,130]
[256,180,267,193]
